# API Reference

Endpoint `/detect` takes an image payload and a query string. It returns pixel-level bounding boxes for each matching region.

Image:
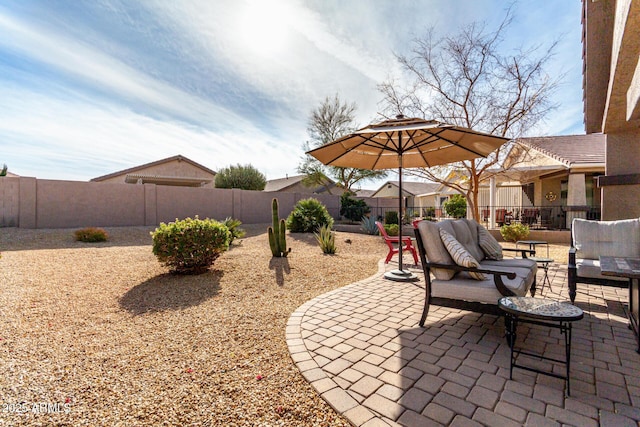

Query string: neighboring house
[264,174,337,194]
[479,134,606,228]
[371,181,441,216]
[582,0,640,220]
[91,155,216,188]
[354,189,376,198]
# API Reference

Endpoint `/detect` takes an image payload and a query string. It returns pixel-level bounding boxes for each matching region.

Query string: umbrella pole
[384,153,417,282]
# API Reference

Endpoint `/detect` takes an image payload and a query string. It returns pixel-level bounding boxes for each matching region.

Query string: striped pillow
[477,225,503,260]
[439,228,487,280]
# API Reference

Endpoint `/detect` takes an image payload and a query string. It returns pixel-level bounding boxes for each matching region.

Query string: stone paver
[286,258,640,426]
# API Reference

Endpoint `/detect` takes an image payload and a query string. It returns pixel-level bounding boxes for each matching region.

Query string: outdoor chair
[414,219,537,326]
[568,217,639,302]
[375,221,419,265]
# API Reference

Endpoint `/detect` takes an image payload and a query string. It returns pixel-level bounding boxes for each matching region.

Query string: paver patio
[287,258,640,426]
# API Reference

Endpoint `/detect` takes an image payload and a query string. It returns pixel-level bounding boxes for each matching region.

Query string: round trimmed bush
[286,198,334,233]
[151,216,231,274]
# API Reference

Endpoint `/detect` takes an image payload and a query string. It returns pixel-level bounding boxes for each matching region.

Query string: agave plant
[315,224,336,254]
[360,216,378,235]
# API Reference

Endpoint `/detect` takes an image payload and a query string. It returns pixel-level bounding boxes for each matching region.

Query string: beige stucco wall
[1,177,395,229]
[98,158,216,188]
[602,130,640,219]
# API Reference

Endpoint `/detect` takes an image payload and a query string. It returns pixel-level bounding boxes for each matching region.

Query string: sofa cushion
[572,218,640,260]
[450,219,485,261]
[477,224,503,260]
[576,258,629,282]
[440,229,486,280]
[483,257,537,269]
[417,220,456,280]
[431,264,533,304]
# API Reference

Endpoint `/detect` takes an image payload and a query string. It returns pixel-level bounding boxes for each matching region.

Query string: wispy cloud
[0,0,585,185]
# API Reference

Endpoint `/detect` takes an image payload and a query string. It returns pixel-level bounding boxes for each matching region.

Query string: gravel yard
[0,225,387,426]
[0,224,569,426]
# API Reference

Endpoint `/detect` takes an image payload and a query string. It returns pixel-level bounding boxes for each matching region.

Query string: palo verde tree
[298,94,387,193]
[378,6,560,221]
[215,164,266,191]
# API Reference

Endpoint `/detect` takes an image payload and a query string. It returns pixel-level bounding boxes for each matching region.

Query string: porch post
[566,173,587,227]
[489,176,496,229]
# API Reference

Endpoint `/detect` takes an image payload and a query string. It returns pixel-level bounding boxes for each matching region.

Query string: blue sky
[0,0,584,187]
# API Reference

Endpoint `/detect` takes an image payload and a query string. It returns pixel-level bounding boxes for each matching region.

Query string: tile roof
[264,174,336,193]
[91,155,216,182]
[515,134,605,166]
[377,181,441,196]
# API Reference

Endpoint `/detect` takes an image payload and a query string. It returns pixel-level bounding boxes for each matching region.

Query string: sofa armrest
[568,247,577,269]
[425,262,517,296]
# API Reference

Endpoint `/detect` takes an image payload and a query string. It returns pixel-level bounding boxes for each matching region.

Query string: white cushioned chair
[414,219,537,326]
[568,218,640,302]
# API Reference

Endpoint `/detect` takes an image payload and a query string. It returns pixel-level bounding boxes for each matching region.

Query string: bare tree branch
[378,6,560,220]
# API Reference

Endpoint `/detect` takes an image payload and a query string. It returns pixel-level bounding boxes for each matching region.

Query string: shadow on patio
[287,258,640,426]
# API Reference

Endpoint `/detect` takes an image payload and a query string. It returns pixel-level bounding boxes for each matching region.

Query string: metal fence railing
[365,205,601,230]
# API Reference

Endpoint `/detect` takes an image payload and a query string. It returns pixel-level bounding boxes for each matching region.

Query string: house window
[560,180,568,204]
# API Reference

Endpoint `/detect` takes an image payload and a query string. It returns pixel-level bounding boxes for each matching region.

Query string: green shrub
[74,227,108,242]
[384,211,399,225]
[360,216,379,235]
[384,224,399,236]
[222,217,246,244]
[315,224,337,254]
[340,192,370,222]
[151,216,231,274]
[286,198,334,233]
[443,194,467,218]
[500,222,530,242]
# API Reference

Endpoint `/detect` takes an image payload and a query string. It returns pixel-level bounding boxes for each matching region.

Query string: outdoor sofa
[414,218,537,327]
[568,217,640,303]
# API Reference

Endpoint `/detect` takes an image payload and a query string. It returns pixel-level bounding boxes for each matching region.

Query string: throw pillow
[477,225,503,260]
[439,228,487,280]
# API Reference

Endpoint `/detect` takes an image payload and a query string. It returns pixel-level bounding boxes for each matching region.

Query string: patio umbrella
[307,115,509,281]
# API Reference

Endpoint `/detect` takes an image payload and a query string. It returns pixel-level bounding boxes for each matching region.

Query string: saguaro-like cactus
[268,198,290,257]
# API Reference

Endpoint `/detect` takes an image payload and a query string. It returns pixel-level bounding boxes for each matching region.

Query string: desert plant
[214,164,267,190]
[286,198,334,233]
[268,198,290,257]
[360,216,379,235]
[151,216,230,274]
[384,223,399,236]
[500,222,530,242]
[74,227,109,242]
[315,224,336,254]
[340,192,370,222]
[384,210,399,225]
[222,217,246,244]
[443,194,467,218]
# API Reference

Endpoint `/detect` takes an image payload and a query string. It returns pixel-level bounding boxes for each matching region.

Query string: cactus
[268,198,290,257]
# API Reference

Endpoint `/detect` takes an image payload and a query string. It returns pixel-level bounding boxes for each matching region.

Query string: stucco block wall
[1,177,370,229]
[155,186,231,223]
[35,180,146,228]
[0,177,20,227]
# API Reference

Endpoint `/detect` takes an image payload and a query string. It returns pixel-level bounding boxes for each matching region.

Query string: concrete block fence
[0,177,397,229]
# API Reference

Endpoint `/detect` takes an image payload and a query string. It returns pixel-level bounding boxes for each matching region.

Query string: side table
[529,257,554,293]
[516,240,549,258]
[600,256,640,353]
[498,297,584,396]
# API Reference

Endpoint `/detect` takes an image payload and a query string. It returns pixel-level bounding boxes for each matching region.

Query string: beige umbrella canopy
[307,116,508,281]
